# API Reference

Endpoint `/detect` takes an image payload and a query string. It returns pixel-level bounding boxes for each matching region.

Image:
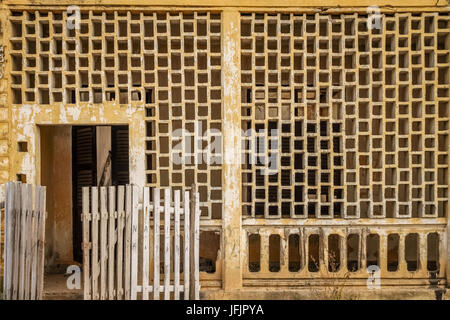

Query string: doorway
[40,124,130,270]
[72,125,130,262]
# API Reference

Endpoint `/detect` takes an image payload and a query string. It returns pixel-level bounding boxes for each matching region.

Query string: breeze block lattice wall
[4,0,450,299]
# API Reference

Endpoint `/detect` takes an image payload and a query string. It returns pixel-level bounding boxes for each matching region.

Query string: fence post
[189,185,200,300]
[24,184,32,299]
[82,187,91,300]
[18,183,31,299]
[194,191,200,300]
[4,182,14,299]
[124,185,132,299]
[153,188,161,300]
[174,190,181,300]
[99,187,107,300]
[183,190,190,300]
[108,186,116,300]
[142,186,150,300]
[130,185,139,300]
[164,188,171,300]
[91,187,99,300]
[36,186,46,300]
[30,186,40,300]
[116,185,125,299]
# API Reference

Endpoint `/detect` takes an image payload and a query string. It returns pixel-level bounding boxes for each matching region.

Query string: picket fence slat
[189,188,200,300]
[36,186,46,300]
[142,186,150,300]
[91,187,99,300]
[6,182,13,299]
[30,188,40,300]
[99,187,107,300]
[163,188,171,300]
[116,186,125,300]
[108,186,116,300]
[18,184,28,299]
[4,182,14,299]
[183,190,190,300]
[130,185,139,300]
[2,182,47,300]
[82,185,199,300]
[82,188,90,300]
[174,190,181,300]
[153,188,160,300]
[194,191,200,300]
[24,185,32,300]
[124,185,132,299]
[12,183,21,299]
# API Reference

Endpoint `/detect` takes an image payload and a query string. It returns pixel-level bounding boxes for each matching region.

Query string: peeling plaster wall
[9,102,145,192]
[221,9,243,291]
[0,5,9,276]
[11,104,39,184]
[0,6,9,186]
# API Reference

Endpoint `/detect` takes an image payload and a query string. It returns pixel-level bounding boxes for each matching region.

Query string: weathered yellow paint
[2,0,450,8]
[221,9,242,291]
[9,103,145,188]
[1,0,449,300]
[0,4,9,187]
[0,3,10,276]
[201,286,450,300]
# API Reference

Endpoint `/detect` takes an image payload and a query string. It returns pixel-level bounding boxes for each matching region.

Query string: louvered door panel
[72,126,97,263]
[111,126,130,186]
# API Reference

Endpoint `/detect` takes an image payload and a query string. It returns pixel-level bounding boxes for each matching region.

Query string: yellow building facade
[1,0,449,299]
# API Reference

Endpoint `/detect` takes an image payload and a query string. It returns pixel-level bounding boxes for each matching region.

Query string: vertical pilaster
[0,4,10,186]
[221,8,242,291]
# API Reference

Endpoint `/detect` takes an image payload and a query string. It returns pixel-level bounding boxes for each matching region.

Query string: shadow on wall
[40,125,74,274]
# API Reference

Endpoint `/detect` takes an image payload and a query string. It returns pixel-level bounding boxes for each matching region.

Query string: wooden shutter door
[72,126,97,263]
[111,126,130,186]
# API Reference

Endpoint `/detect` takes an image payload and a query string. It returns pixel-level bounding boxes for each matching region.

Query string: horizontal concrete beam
[3,0,450,8]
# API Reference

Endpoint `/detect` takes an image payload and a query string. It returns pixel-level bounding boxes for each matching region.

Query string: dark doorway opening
[72,125,129,263]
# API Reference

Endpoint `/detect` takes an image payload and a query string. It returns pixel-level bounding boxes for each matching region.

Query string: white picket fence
[82,185,200,300]
[2,182,47,300]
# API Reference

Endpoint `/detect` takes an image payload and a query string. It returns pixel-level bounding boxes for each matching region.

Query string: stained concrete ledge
[201,287,450,300]
[40,273,450,300]
[40,276,450,299]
